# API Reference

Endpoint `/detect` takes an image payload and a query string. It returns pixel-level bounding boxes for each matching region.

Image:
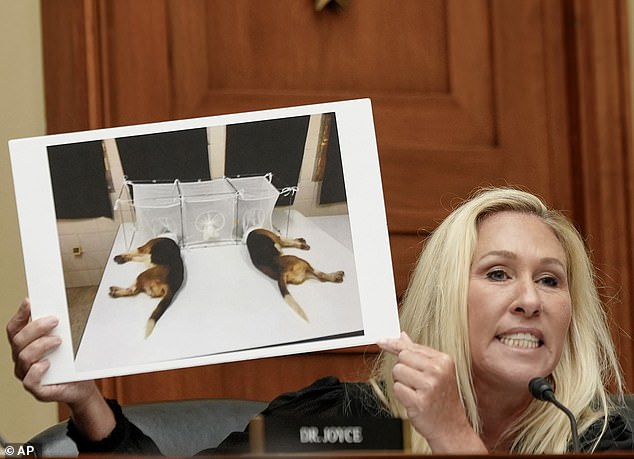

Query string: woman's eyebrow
[478,251,566,270]
[478,250,516,260]
[539,257,567,271]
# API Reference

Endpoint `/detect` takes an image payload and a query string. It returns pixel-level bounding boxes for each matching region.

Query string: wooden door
[40,0,634,407]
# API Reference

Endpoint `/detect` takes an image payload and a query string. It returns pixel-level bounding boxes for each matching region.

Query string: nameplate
[249,414,410,453]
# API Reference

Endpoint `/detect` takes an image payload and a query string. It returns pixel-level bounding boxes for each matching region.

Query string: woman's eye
[486,269,508,281]
[538,276,559,288]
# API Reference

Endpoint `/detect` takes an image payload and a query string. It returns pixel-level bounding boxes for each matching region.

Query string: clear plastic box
[179,179,238,247]
[129,181,182,244]
[228,175,280,239]
[115,175,281,249]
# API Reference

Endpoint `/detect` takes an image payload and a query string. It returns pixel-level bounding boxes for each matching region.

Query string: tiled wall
[57,217,118,287]
[57,137,124,288]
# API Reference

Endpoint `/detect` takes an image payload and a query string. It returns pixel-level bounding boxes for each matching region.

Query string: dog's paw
[113,255,126,264]
[109,286,119,297]
[334,271,345,282]
[295,238,310,250]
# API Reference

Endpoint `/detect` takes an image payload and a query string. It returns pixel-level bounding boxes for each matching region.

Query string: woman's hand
[377,332,487,453]
[7,298,115,440]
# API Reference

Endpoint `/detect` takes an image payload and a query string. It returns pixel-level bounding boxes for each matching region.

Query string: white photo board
[9,98,400,384]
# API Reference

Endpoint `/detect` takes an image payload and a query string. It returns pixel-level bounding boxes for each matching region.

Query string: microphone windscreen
[529,377,554,401]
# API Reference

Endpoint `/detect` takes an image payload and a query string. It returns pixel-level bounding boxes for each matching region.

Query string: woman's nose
[512,279,542,317]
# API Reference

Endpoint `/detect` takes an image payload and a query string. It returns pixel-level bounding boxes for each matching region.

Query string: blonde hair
[373,187,624,453]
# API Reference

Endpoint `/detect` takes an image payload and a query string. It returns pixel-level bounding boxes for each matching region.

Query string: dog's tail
[145,288,175,338]
[277,278,309,322]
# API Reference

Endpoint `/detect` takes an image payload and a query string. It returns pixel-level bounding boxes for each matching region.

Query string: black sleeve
[201,431,249,455]
[583,414,634,452]
[66,399,162,455]
[259,376,346,417]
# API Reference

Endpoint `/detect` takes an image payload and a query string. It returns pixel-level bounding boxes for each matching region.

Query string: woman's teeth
[497,333,541,349]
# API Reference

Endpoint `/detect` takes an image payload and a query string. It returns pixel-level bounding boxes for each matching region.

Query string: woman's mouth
[496,332,543,349]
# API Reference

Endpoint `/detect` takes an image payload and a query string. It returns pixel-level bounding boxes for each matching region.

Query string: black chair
[28,398,267,457]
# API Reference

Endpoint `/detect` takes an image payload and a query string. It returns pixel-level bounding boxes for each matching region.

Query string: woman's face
[468,211,572,394]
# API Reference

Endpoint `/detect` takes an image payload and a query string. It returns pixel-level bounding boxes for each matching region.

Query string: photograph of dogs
[246,228,344,322]
[54,108,372,377]
[108,235,184,337]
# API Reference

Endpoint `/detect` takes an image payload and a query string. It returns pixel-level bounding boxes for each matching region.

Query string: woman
[7,187,632,454]
[374,187,629,453]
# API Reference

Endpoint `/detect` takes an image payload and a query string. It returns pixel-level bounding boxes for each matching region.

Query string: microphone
[529,377,580,452]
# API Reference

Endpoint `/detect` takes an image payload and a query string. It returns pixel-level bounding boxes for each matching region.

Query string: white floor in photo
[73,210,363,373]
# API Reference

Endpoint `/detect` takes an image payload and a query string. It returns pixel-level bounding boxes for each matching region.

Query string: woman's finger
[6,299,31,341]
[400,331,415,345]
[377,331,421,354]
[14,334,62,380]
[10,316,59,362]
[21,359,58,402]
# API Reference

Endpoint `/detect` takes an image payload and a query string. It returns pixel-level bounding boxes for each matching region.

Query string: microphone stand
[529,377,580,452]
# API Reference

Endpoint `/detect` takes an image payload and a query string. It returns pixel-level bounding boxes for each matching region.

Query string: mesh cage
[179,179,238,247]
[130,181,182,243]
[228,176,280,239]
